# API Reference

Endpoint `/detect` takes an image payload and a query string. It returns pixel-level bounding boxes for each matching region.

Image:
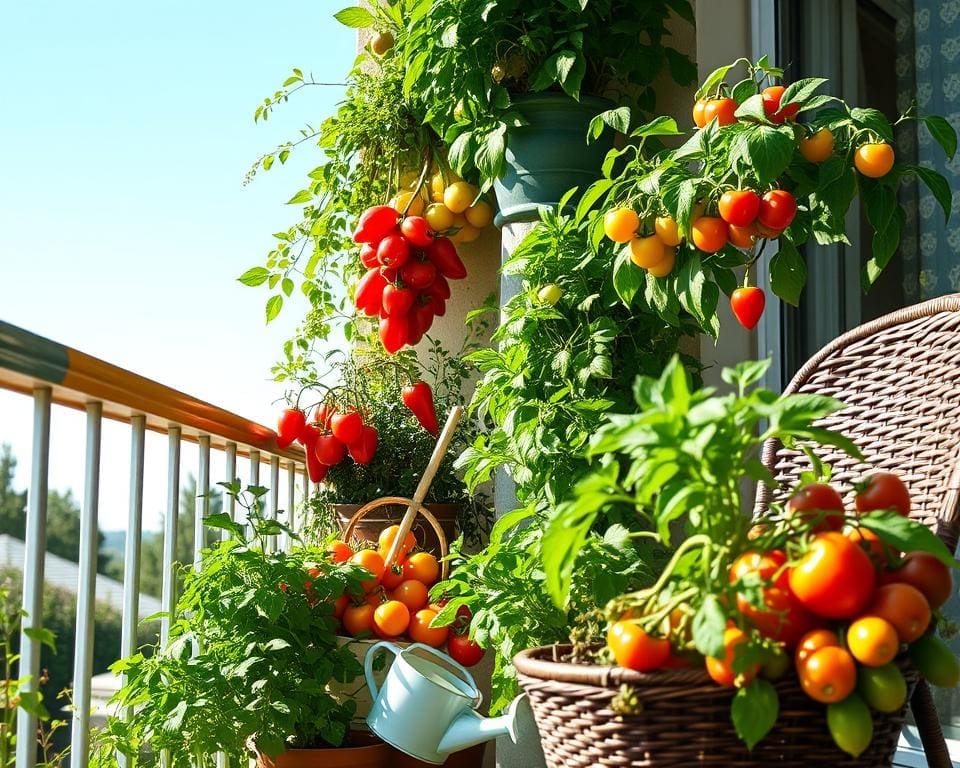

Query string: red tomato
[379,314,409,354]
[315,435,347,466]
[447,633,484,667]
[758,190,797,231]
[889,551,953,609]
[607,620,671,672]
[730,287,765,330]
[729,550,789,589]
[718,190,761,227]
[788,532,876,619]
[855,472,911,517]
[382,284,415,316]
[354,268,388,317]
[786,483,845,532]
[353,205,400,244]
[377,233,412,268]
[400,216,435,247]
[867,583,931,643]
[276,408,306,449]
[360,242,379,269]
[704,98,737,126]
[761,85,799,124]
[729,550,813,648]
[400,259,438,290]
[330,411,363,445]
[348,425,378,465]
[425,237,467,280]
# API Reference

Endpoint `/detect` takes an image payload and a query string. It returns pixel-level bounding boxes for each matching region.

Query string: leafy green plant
[397,0,696,187]
[585,57,956,330]
[91,485,371,766]
[550,357,956,748]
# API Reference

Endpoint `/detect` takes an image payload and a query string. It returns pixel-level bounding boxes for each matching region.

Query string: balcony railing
[0,320,307,768]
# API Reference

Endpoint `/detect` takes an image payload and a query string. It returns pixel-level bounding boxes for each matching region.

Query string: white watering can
[363,641,526,764]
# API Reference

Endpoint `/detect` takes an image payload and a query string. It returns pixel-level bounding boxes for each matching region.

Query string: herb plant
[92,485,370,765]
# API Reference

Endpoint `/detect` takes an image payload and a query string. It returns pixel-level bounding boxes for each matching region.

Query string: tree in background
[138,474,222,598]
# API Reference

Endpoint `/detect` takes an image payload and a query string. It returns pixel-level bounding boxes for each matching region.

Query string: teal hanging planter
[493,93,614,227]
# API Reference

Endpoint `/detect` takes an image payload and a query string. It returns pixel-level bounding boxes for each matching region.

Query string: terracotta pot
[334,502,459,559]
[389,743,487,767]
[253,732,391,768]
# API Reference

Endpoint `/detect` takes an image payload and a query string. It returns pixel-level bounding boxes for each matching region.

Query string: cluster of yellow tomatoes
[389,169,495,246]
[324,525,485,667]
[606,472,957,758]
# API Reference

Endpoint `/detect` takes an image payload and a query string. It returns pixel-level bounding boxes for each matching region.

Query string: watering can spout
[436,694,526,756]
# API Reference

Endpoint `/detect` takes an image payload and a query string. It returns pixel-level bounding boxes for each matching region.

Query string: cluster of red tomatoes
[607,472,957,757]
[275,381,439,483]
[328,526,484,667]
[353,205,468,354]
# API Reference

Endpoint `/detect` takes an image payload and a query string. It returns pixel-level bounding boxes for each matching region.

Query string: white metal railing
[0,320,307,768]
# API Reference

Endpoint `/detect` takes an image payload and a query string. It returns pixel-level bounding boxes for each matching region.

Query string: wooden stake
[382,406,463,570]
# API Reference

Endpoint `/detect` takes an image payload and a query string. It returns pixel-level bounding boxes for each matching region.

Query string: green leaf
[920,115,957,160]
[692,595,727,657]
[697,63,734,99]
[769,238,807,306]
[612,248,644,306]
[851,107,894,143]
[732,679,779,749]
[287,189,312,205]
[440,23,459,47]
[24,627,56,652]
[203,512,244,539]
[860,510,960,567]
[862,207,904,289]
[238,267,270,287]
[589,107,630,140]
[736,125,795,185]
[333,6,374,28]
[474,124,507,181]
[630,115,682,138]
[731,79,757,105]
[575,179,612,222]
[780,77,828,107]
[912,165,953,223]
[734,94,767,122]
[265,295,283,323]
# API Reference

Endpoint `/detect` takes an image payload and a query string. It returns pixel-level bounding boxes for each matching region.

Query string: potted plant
[434,59,955,712]
[271,334,492,554]
[397,0,697,220]
[90,485,391,768]
[511,356,958,764]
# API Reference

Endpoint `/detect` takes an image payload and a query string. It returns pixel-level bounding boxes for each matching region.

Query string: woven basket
[514,645,918,768]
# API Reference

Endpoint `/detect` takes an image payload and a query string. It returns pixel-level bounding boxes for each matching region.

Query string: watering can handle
[406,643,482,708]
[364,641,401,701]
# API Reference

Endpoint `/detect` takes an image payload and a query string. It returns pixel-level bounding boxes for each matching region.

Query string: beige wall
[694,0,758,386]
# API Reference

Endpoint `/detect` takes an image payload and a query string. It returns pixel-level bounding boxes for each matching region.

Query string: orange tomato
[799,646,856,703]
[706,627,758,687]
[327,540,354,563]
[373,599,411,637]
[409,608,450,647]
[847,616,899,667]
[799,128,835,163]
[607,620,671,672]
[333,594,349,619]
[392,579,429,612]
[789,532,877,619]
[795,628,840,668]
[603,208,641,243]
[692,98,709,128]
[647,247,676,278]
[381,562,406,590]
[350,549,385,592]
[654,215,683,246]
[343,603,376,637]
[854,143,895,178]
[629,234,666,268]
[845,527,893,566]
[704,98,737,126]
[691,216,728,253]
[728,223,757,249]
[378,525,417,560]
[403,552,440,587]
[867,583,931,643]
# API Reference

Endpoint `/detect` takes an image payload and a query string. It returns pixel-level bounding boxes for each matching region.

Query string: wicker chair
[754,293,960,768]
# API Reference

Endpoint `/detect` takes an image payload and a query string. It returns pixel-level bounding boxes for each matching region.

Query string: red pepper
[402,381,439,437]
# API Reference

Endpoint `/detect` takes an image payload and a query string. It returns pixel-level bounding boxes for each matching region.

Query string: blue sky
[0,1,357,529]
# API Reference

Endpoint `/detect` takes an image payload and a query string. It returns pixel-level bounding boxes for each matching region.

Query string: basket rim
[514,643,716,688]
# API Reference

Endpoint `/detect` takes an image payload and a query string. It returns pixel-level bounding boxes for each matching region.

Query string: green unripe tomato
[537,284,562,305]
[910,634,960,688]
[827,694,873,758]
[761,647,790,680]
[858,663,907,713]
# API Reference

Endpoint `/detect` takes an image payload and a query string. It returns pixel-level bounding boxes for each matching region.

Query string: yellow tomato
[654,215,683,246]
[443,181,477,214]
[647,247,676,277]
[799,128,835,163]
[389,190,426,217]
[604,208,640,243]
[425,203,455,232]
[465,200,494,228]
[629,234,666,269]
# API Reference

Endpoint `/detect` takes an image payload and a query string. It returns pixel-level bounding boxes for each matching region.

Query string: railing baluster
[119,415,145,757]
[16,387,51,768]
[160,428,181,645]
[286,461,297,539]
[249,449,260,487]
[69,402,103,768]
[269,456,280,552]
[224,442,237,541]
[302,470,309,515]
[195,436,210,568]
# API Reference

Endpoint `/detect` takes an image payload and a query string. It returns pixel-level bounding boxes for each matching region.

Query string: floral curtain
[896,0,960,298]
